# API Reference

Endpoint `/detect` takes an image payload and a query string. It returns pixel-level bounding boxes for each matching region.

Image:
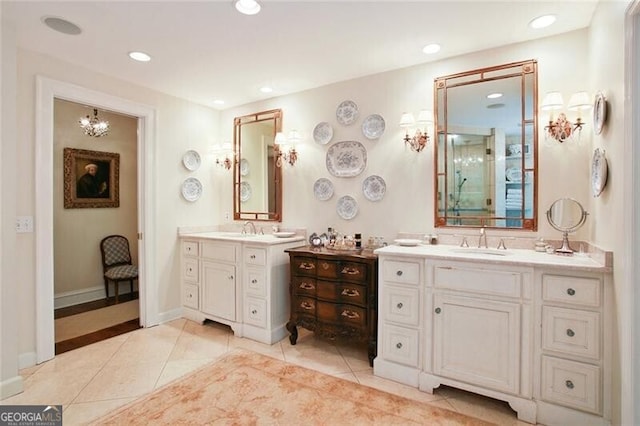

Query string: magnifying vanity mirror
[434,60,538,230]
[546,198,588,255]
[233,109,282,221]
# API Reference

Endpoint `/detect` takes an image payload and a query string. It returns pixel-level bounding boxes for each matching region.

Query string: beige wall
[53,99,138,299]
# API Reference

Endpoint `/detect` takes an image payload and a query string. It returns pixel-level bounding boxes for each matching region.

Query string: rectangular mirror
[434,60,538,230]
[233,109,282,221]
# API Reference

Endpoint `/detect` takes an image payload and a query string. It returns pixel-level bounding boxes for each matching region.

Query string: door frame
[35,76,158,363]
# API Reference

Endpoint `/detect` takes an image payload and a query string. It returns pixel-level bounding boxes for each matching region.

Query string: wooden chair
[100,235,138,304]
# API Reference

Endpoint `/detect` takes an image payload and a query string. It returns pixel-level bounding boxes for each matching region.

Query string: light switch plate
[16,216,34,233]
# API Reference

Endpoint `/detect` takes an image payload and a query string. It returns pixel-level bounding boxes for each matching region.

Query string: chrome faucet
[478,227,488,248]
[242,221,257,235]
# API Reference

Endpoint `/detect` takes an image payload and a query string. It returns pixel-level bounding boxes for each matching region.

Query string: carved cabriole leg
[286,321,298,345]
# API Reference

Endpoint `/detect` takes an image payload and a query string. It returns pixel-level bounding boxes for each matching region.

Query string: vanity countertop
[179,231,305,246]
[374,243,611,273]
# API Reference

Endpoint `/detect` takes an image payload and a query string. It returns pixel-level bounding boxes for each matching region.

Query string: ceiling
[2,1,598,110]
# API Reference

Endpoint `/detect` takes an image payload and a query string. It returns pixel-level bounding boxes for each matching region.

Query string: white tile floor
[2,319,532,425]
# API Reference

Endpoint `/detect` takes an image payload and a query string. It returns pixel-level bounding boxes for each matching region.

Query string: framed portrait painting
[63,148,120,208]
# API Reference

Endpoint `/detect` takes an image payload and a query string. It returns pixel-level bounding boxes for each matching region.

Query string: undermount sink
[450,248,512,256]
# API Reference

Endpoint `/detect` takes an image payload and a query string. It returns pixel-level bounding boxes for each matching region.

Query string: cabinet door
[433,293,520,394]
[201,260,236,321]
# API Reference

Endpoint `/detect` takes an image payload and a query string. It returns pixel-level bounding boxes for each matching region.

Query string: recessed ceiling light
[41,16,82,35]
[529,15,556,29]
[422,43,441,55]
[260,86,273,93]
[235,0,261,15]
[213,99,225,105]
[487,93,503,99]
[128,51,151,62]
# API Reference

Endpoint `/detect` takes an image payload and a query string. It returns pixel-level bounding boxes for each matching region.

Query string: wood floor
[55,292,141,355]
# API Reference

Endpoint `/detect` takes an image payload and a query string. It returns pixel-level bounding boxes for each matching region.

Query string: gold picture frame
[63,147,120,208]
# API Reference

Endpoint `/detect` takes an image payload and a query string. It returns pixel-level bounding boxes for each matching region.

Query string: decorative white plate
[591,148,608,197]
[313,178,334,201]
[336,100,359,126]
[505,167,523,183]
[274,231,296,238]
[336,195,358,220]
[593,92,607,135]
[182,150,201,171]
[326,141,367,178]
[240,158,250,176]
[361,114,385,139]
[362,175,386,201]
[240,181,252,202]
[394,239,422,247]
[181,177,202,202]
[313,122,334,145]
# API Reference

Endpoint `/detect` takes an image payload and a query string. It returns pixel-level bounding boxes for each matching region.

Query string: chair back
[100,235,132,268]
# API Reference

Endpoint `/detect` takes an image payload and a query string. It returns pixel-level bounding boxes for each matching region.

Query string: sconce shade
[274,132,287,145]
[568,91,592,111]
[399,112,415,128]
[416,110,433,124]
[287,130,302,145]
[541,92,564,111]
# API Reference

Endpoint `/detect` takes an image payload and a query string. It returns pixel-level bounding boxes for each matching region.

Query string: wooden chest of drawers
[285,246,378,365]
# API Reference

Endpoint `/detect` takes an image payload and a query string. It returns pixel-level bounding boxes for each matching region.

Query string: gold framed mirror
[233,109,282,222]
[434,60,538,230]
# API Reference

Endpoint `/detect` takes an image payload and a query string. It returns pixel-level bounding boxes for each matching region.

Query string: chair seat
[105,265,138,280]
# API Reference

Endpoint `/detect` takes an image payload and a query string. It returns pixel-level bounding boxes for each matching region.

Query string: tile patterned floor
[2,319,532,425]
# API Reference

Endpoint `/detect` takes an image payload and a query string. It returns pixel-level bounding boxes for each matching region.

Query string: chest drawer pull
[567,288,576,296]
[299,282,315,290]
[342,267,360,275]
[341,309,360,319]
[397,302,403,309]
[300,301,314,310]
[565,380,575,389]
[321,262,331,270]
[341,288,360,297]
[566,328,575,337]
[299,262,315,270]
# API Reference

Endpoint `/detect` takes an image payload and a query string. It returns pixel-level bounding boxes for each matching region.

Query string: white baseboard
[157,307,182,325]
[0,375,24,400]
[54,282,138,309]
[18,351,37,370]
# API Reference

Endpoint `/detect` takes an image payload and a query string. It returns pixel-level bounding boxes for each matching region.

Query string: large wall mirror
[434,60,538,230]
[233,109,282,221]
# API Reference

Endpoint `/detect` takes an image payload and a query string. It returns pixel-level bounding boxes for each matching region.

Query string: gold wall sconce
[399,110,432,152]
[212,142,233,170]
[541,91,592,143]
[275,130,300,167]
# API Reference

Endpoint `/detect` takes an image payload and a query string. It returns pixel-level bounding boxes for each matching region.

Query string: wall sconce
[399,110,432,152]
[212,142,233,170]
[274,130,299,167]
[541,91,592,143]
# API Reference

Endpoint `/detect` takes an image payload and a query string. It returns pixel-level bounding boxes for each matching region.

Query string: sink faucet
[478,227,488,248]
[242,221,257,235]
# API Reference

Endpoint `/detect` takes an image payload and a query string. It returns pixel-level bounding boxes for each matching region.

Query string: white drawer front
[542,274,601,307]
[542,306,600,359]
[245,247,267,266]
[245,297,267,328]
[182,240,199,257]
[182,258,199,282]
[201,242,237,263]
[541,356,601,414]
[382,285,420,326]
[434,265,521,298]
[182,283,199,309]
[246,268,267,297]
[381,324,419,367]
[382,260,420,286]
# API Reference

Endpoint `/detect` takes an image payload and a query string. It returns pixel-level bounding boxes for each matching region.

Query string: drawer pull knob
[342,267,360,275]
[396,270,403,276]
[299,263,315,270]
[250,254,256,259]
[567,288,576,296]
[396,342,403,349]
[228,275,234,280]
[566,329,575,337]
[299,282,315,290]
[341,310,360,319]
[341,288,360,297]
[397,302,403,309]
[300,301,314,310]
[565,380,574,389]
[435,307,442,314]
[251,309,257,314]
[251,279,258,284]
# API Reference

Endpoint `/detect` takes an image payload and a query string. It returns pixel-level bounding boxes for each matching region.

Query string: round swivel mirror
[546,198,588,255]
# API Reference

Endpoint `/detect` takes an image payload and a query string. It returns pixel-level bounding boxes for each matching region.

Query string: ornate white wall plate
[181,177,202,202]
[326,141,367,177]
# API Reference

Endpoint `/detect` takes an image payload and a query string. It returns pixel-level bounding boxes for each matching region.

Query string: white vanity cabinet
[200,242,239,322]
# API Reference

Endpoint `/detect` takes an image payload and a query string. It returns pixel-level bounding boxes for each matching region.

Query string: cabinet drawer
[382,284,420,326]
[292,276,316,297]
[292,256,317,277]
[201,242,237,263]
[316,259,339,279]
[434,264,521,298]
[182,240,199,257]
[245,247,266,266]
[338,261,368,284]
[542,274,601,307]
[542,306,600,359]
[294,296,316,315]
[182,283,199,309]
[316,281,367,307]
[317,301,367,329]
[381,324,419,367]
[382,260,420,286]
[245,297,267,328]
[245,268,266,297]
[182,258,199,282]
[541,356,601,414]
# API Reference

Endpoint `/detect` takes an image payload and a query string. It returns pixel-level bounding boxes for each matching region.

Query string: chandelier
[79,108,109,137]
